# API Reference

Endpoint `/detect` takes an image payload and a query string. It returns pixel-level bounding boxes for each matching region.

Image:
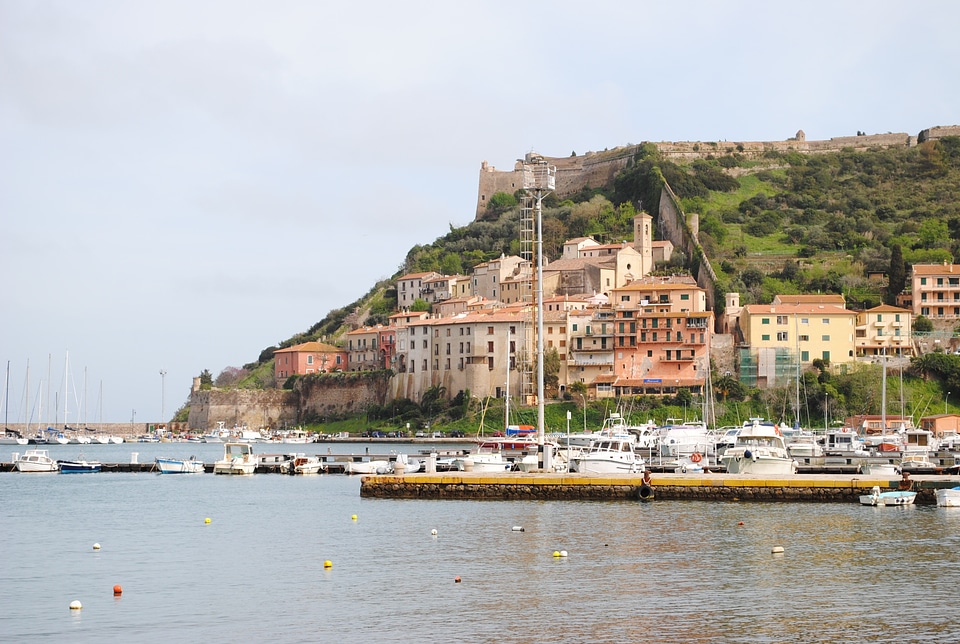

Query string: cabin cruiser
[213,443,257,475]
[569,434,645,474]
[658,420,711,459]
[720,419,798,475]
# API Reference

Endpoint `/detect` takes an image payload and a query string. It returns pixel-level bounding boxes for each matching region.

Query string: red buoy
[113,585,122,596]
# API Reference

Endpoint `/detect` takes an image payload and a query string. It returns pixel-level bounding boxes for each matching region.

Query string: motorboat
[899,453,939,474]
[213,443,257,475]
[14,449,59,472]
[658,420,711,459]
[455,445,513,472]
[391,452,421,474]
[564,413,638,448]
[569,435,645,474]
[711,426,741,459]
[824,427,870,458]
[284,454,324,475]
[344,459,390,475]
[156,456,205,474]
[57,459,102,473]
[720,419,798,475]
[785,433,825,459]
[860,461,900,476]
[859,485,916,506]
[935,486,960,507]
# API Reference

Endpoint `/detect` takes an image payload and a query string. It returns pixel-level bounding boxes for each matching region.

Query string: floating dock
[359,472,960,505]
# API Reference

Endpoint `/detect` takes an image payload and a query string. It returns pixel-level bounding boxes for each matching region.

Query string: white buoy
[69,600,82,610]
[559,550,568,558]
[771,546,785,554]
[512,526,524,532]
[92,543,101,551]
[430,528,438,536]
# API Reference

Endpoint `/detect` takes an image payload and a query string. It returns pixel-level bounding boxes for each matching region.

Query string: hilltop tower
[632,212,654,278]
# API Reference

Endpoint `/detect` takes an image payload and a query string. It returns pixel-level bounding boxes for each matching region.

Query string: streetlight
[947,392,951,415]
[160,369,167,423]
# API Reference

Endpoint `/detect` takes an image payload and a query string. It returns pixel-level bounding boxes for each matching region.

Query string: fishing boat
[213,443,257,475]
[57,458,102,473]
[284,454,324,475]
[935,486,960,507]
[859,485,916,506]
[156,456,205,474]
[720,419,798,475]
[14,449,59,472]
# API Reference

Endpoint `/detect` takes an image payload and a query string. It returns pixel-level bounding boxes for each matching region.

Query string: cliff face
[187,371,392,430]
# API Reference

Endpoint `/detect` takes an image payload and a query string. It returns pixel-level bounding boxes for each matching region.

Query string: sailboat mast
[63,351,69,429]
[505,329,511,429]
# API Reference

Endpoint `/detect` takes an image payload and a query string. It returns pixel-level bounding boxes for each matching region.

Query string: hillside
[187,133,960,427]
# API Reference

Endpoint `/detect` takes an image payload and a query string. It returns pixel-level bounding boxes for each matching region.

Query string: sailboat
[1,361,29,445]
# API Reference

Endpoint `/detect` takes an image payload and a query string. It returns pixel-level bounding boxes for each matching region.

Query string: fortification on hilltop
[475,125,960,219]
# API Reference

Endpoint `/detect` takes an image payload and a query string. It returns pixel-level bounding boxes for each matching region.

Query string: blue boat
[57,459,102,473]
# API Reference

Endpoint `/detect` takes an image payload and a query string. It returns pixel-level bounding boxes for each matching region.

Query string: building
[855,305,913,356]
[396,271,441,310]
[912,263,960,319]
[566,308,616,397]
[273,341,348,383]
[471,255,529,303]
[919,414,960,438]
[345,325,396,371]
[739,303,857,387]
[421,274,467,304]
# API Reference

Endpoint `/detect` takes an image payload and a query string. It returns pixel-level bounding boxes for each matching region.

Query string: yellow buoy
[204,518,211,524]
[323,560,333,569]
[351,514,357,521]
[553,551,561,558]
[92,543,101,551]
[69,600,82,610]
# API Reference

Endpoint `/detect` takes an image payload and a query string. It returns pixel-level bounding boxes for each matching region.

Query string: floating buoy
[323,560,333,569]
[113,585,122,596]
[553,551,561,558]
[431,528,438,536]
[69,600,82,610]
[738,521,744,526]
[512,526,524,532]
[351,514,357,521]
[559,550,568,558]
[771,546,785,554]
[454,576,461,583]
[92,543,101,551]
[204,518,211,524]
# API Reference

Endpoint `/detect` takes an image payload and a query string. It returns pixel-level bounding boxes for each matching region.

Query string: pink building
[273,341,348,383]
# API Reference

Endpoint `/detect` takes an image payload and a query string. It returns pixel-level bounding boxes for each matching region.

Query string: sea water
[3,442,960,643]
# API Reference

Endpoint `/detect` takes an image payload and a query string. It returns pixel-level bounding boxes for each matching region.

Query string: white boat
[720,419,798,475]
[284,454,324,475]
[345,459,390,475]
[860,461,901,476]
[658,420,711,459]
[1,431,29,446]
[15,449,59,472]
[455,446,513,472]
[935,486,960,507]
[202,421,229,443]
[570,435,645,474]
[213,443,257,475]
[784,432,825,459]
[899,453,939,474]
[156,456,205,474]
[391,452,421,474]
[824,428,870,458]
[859,485,916,506]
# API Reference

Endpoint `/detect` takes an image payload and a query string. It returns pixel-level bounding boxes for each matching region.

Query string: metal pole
[160,369,167,423]
[580,393,586,432]
[536,187,545,469]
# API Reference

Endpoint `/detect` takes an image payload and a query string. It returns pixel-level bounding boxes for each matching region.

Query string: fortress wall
[188,388,297,431]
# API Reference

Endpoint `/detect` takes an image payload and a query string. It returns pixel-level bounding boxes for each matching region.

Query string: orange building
[273,341,348,383]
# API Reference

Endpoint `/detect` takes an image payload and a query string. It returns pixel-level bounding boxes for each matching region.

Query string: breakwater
[360,472,959,505]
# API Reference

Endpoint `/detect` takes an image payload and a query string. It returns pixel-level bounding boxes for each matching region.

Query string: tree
[410,298,431,312]
[885,244,906,305]
[486,191,517,216]
[914,315,933,333]
[199,369,213,390]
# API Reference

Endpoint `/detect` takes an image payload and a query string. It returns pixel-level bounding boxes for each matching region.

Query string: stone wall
[658,183,720,316]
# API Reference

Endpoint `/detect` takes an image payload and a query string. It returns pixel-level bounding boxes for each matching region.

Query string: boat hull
[156,458,205,474]
[860,489,916,506]
[15,450,59,472]
[575,456,645,474]
[722,455,797,475]
[936,488,960,507]
[57,460,101,473]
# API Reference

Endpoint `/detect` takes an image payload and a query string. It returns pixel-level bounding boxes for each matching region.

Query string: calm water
[3,442,960,643]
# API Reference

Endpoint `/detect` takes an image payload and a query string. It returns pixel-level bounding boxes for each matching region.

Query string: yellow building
[741,303,857,366]
[855,305,913,356]
[912,263,960,319]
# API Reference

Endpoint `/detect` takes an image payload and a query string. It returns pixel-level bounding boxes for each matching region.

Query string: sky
[1,0,958,424]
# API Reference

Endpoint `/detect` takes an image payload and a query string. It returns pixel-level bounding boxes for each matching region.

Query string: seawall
[360,472,956,505]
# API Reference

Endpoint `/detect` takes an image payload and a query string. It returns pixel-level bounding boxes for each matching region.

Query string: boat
[57,458,102,473]
[720,419,798,475]
[156,456,205,474]
[344,459,390,475]
[391,452,421,474]
[658,419,711,459]
[569,435,645,474]
[14,449,59,472]
[284,454,324,475]
[935,486,960,507]
[455,443,513,472]
[202,422,229,443]
[899,452,939,474]
[213,443,257,475]
[1,430,29,446]
[860,461,900,476]
[859,485,916,506]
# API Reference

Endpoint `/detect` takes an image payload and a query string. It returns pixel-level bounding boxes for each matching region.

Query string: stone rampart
[475,126,960,219]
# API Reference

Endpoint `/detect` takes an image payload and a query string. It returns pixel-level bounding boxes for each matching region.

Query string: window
[307,355,314,365]
[822,351,830,361]
[572,323,578,332]
[777,332,788,341]
[801,318,809,324]
[647,350,653,357]
[762,318,770,325]
[876,314,883,322]
[422,340,427,349]
[921,277,927,285]
[822,319,830,324]
[801,350,809,362]
[761,334,770,341]
[822,335,830,341]
[487,357,494,370]
[680,293,689,301]
[799,335,810,342]
[487,326,494,335]
[487,341,494,353]
[777,316,787,325]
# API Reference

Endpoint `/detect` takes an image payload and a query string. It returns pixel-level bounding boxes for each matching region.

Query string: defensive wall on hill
[475,125,960,219]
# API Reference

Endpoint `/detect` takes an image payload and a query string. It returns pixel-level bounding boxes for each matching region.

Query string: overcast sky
[1,1,958,424]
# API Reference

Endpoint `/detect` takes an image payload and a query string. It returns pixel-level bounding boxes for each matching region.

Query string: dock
[359,471,960,505]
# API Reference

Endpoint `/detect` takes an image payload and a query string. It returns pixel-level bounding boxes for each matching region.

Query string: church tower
[633,213,654,277]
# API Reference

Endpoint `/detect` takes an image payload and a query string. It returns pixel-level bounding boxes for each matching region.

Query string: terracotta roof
[912,264,960,275]
[744,304,855,316]
[397,271,441,281]
[863,304,911,313]
[773,294,846,304]
[274,341,343,354]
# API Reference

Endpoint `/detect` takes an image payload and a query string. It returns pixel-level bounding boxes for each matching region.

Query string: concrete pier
[359,472,960,505]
